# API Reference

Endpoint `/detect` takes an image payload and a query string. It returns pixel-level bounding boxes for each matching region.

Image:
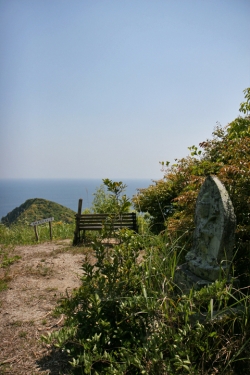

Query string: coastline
[0,178,153,220]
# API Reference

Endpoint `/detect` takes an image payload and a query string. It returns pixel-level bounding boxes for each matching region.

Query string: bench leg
[73,230,79,245]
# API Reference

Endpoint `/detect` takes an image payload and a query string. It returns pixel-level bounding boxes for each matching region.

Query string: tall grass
[0,222,75,245]
[43,228,250,374]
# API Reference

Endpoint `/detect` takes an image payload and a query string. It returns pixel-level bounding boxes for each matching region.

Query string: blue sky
[0,0,249,180]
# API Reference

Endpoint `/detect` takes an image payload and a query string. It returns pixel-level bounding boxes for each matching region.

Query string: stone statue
[175,175,236,292]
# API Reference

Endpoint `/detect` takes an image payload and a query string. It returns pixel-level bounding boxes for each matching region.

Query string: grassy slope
[1,198,75,226]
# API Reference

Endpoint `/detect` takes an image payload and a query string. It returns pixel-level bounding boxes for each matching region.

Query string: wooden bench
[73,199,138,245]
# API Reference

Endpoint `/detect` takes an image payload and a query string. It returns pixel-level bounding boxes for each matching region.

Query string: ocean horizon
[0,178,154,221]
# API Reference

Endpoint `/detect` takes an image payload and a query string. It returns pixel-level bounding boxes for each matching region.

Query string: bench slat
[77,215,133,219]
[79,224,135,229]
[79,219,135,223]
[73,209,137,245]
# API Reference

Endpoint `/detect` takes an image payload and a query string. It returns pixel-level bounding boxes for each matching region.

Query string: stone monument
[175,175,236,293]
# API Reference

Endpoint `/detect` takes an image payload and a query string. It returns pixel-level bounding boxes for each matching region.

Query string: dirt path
[0,240,95,375]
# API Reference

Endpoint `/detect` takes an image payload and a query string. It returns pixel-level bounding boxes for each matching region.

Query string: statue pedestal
[175,263,212,293]
[175,263,239,294]
[187,258,231,281]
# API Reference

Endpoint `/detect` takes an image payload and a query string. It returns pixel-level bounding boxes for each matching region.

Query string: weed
[43,228,250,374]
[0,245,21,291]
[38,265,52,277]
[46,287,58,292]
[0,364,10,373]
[18,331,27,338]
[0,245,21,268]
[10,320,22,327]
[0,279,8,292]
[0,255,21,268]
[25,262,54,277]
[0,272,12,292]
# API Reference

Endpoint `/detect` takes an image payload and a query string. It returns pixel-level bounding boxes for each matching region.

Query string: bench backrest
[73,201,138,245]
[78,213,137,231]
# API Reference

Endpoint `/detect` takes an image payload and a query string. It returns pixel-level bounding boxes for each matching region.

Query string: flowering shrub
[133,89,250,284]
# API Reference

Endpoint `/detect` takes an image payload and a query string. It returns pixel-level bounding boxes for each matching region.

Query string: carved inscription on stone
[175,175,236,291]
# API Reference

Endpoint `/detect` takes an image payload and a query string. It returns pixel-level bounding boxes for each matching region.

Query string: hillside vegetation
[133,88,250,286]
[41,88,250,374]
[1,198,75,226]
[1,89,250,374]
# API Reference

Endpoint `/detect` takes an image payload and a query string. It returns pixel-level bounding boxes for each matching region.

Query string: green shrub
[133,88,250,285]
[90,179,131,215]
[43,229,250,374]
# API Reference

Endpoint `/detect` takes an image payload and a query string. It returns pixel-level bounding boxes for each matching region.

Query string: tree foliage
[133,88,250,284]
[239,87,250,115]
[91,179,131,214]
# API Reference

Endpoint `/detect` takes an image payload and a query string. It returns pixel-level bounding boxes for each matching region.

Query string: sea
[0,178,153,221]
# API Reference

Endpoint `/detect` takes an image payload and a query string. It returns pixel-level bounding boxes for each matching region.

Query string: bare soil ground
[0,240,95,375]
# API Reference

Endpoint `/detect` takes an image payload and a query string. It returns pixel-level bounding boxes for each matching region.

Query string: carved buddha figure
[197,192,220,266]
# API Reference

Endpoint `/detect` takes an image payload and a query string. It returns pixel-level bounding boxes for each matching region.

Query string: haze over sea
[0,179,152,221]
